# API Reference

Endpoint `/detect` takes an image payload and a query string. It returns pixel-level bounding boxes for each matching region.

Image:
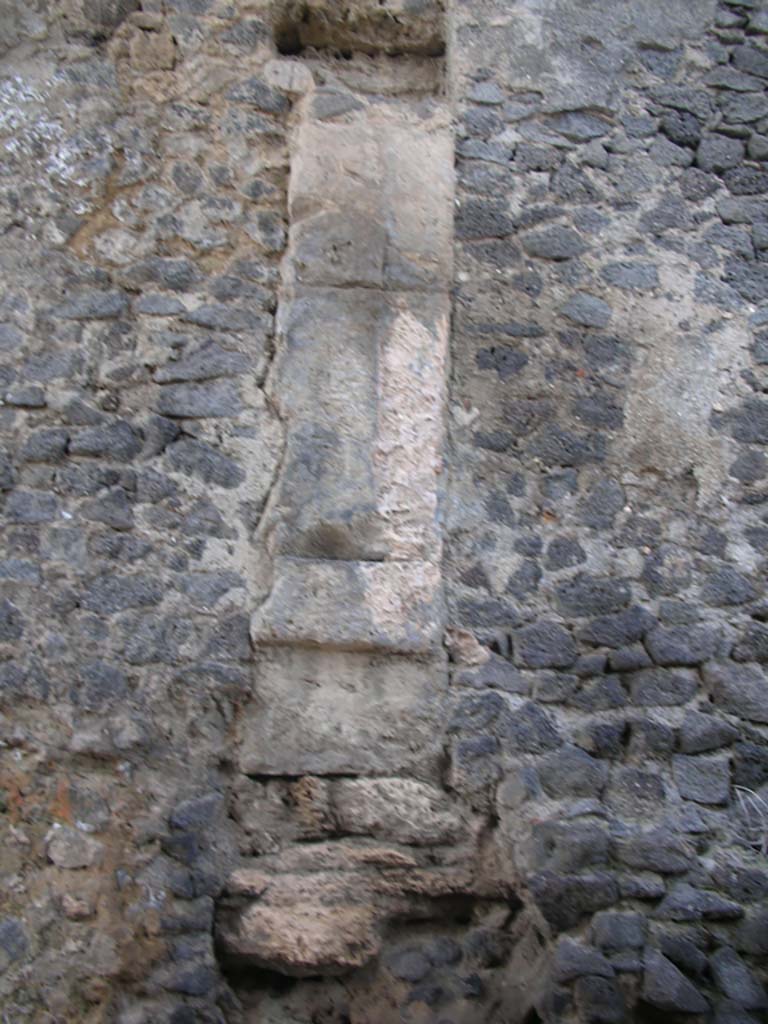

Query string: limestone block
[217,902,380,976]
[288,111,453,291]
[332,778,466,845]
[251,557,443,653]
[269,289,448,564]
[237,648,444,775]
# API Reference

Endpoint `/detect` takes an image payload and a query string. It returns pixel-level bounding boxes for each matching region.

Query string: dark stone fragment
[81,574,163,614]
[642,950,709,1014]
[475,345,528,379]
[0,599,23,642]
[679,711,739,754]
[82,487,135,530]
[557,575,631,617]
[710,947,768,1009]
[531,821,609,873]
[609,646,653,672]
[473,430,512,453]
[538,745,608,798]
[704,662,768,724]
[529,871,618,932]
[457,596,520,629]
[573,975,627,1023]
[226,76,289,113]
[167,438,245,489]
[387,949,432,982]
[505,559,542,599]
[553,939,614,982]
[0,917,28,963]
[551,164,602,203]
[723,260,768,303]
[56,289,128,320]
[725,168,768,194]
[407,982,447,1007]
[649,86,714,120]
[720,92,768,124]
[546,536,586,570]
[157,380,242,419]
[456,198,513,239]
[496,701,562,753]
[575,721,625,759]
[592,912,646,952]
[457,973,484,1000]
[702,566,757,607]
[20,428,69,463]
[644,626,717,666]
[732,741,768,788]
[78,660,128,709]
[515,143,563,171]
[600,261,659,291]
[614,830,693,874]
[170,793,223,831]
[659,934,708,977]
[719,398,768,445]
[640,196,693,235]
[735,909,768,955]
[662,111,701,148]
[628,719,676,756]
[527,426,606,467]
[164,965,217,997]
[629,668,698,707]
[450,691,505,733]
[579,475,626,526]
[521,226,587,261]
[673,755,731,805]
[560,292,612,328]
[5,490,59,524]
[680,168,719,201]
[570,676,627,712]
[579,606,656,648]
[69,421,142,462]
[513,621,576,668]
[454,655,528,695]
[711,863,768,903]
[732,622,768,662]
[733,45,768,79]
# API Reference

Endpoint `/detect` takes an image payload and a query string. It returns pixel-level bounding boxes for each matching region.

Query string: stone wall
[0,1,767,1022]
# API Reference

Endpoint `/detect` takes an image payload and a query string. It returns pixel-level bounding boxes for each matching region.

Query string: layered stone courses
[1,0,768,1022]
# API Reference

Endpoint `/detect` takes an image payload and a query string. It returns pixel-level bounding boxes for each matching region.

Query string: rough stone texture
[1,0,768,1022]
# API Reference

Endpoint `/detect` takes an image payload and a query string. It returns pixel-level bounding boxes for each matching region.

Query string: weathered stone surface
[332,779,465,845]
[704,662,768,723]
[237,649,443,776]
[217,902,379,976]
[642,950,709,1014]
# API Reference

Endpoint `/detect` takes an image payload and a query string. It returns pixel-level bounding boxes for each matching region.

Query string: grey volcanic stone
[521,226,587,261]
[167,439,245,489]
[704,662,768,723]
[529,871,618,932]
[673,755,730,805]
[574,975,627,1022]
[732,623,768,663]
[560,292,612,328]
[538,745,608,798]
[629,668,698,706]
[613,830,694,874]
[600,262,658,291]
[659,934,708,977]
[679,711,739,753]
[557,575,631,617]
[579,607,656,648]
[514,621,577,668]
[496,701,562,753]
[710,948,768,1009]
[70,421,142,461]
[592,912,646,952]
[642,950,709,1014]
[644,626,717,666]
[387,949,431,982]
[156,380,242,419]
[553,939,614,982]
[696,135,745,171]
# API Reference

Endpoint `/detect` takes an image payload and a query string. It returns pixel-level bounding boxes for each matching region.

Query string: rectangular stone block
[251,557,443,653]
[237,648,445,775]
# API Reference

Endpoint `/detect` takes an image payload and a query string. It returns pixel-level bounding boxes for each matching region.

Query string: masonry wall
[1,1,767,1022]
